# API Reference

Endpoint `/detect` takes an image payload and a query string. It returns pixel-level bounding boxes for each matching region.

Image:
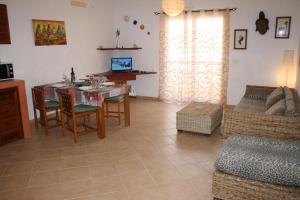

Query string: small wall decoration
[255,11,269,35]
[116,29,120,48]
[275,16,291,39]
[234,29,248,50]
[140,24,145,30]
[32,19,67,46]
[133,20,138,25]
[124,16,130,22]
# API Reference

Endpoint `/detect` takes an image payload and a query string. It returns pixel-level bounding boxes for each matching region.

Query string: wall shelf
[97,47,142,51]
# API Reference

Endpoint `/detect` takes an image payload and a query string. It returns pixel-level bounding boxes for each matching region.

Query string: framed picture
[32,19,67,46]
[234,29,248,50]
[275,17,291,39]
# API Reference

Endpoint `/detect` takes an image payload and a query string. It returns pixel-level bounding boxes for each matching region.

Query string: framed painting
[275,16,291,39]
[234,29,248,50]
[32,19,67,46]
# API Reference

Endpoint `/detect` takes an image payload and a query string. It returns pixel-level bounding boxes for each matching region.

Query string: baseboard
[130,96,161,101]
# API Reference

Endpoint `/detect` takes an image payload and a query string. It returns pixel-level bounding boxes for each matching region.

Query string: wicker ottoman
[176,102,223,134]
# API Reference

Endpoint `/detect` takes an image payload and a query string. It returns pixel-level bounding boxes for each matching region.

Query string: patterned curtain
[159,11,230,104]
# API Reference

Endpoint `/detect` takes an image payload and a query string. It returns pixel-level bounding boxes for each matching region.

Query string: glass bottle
[71,67,76,83]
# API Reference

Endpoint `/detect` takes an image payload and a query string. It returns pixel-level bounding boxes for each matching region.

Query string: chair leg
[72,117,78,143]
[106,101,109,118]
[55,108,59,122]
[118,102,121,125]
[61,113,66,136]
[33,108,39,130]
[43,111,49,136]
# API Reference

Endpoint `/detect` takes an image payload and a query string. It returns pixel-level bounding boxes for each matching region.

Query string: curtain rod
[154,8,237,15]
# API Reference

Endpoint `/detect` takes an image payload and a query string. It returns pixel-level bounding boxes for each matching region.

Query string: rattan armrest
[223,106,300,140]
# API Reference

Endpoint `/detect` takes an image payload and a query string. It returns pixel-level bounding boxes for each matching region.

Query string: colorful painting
[32,19,67,46]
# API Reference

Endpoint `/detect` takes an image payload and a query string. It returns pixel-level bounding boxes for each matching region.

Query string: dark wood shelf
[97,47,142,51]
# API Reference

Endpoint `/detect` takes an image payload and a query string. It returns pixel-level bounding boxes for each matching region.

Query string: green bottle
[71,67,76,83]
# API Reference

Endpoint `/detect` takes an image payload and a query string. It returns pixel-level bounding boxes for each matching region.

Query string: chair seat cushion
[45,100,59,108]
[106,95,124,102]
[75,104,98,113]
[215,134,300,186]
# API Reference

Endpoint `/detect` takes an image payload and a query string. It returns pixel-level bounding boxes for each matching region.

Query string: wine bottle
[71,67,76,83]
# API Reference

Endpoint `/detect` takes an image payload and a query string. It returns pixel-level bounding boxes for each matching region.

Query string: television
[111,57,132,72]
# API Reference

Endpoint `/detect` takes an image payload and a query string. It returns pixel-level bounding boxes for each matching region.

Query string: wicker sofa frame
[212,85,300,200]
[223,85,300,140]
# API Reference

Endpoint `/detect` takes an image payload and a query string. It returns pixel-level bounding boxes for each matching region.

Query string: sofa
[223,85,300,140]
[212,85,300,200]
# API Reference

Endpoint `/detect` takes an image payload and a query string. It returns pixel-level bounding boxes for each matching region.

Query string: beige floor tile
[89,163,117,178]
[127,186,167,200]
[148,167,184,186]
[115,160,146,175]
[3,161,34,176]
[70,195,95,200]
[36,149,61,160]
[121,170,156,191]
[93,190,129,200]
[161,182,200,200]
[25,185,60,200]
[59,167,90,183]
[0,189,26,200]
[34,158,62,172]
[87,152,117,166]
[61,146,86,157]
[61,155,88,169]
[86,143,111,154]
[91,175,125,194]
[59,179,93,199]
[0,174,30,192]
[28,170,60,188]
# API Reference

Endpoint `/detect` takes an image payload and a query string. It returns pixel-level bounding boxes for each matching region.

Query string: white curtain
[159,11,230,104]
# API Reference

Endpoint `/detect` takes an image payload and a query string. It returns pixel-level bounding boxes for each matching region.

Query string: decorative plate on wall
[124,16,130,22]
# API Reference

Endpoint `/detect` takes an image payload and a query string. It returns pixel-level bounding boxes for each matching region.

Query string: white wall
[0,0,114,119]
[112,0,300,103]
[297,34,300,94]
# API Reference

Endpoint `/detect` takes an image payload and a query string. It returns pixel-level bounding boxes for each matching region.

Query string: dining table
[35,81,130,139]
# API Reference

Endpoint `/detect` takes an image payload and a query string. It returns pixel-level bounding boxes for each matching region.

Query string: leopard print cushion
[215,134,300,186]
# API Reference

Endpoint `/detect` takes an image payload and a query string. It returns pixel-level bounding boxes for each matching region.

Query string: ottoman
[176,102,223,134]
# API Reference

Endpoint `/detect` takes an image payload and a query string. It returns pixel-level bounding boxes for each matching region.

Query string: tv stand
[92,70,157,83]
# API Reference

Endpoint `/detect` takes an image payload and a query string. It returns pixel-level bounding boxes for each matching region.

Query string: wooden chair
[58,91,100,143]
[31,88,61,136]
[105,95,125,125]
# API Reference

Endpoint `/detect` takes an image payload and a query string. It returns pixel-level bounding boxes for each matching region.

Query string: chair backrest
[58,91,75,116]
[32,88,46,110]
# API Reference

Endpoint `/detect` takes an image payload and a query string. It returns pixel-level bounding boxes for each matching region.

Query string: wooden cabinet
[0,4,11,44]
[0,80,31,145]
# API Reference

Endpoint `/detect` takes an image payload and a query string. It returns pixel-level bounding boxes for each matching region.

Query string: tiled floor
[0,99,223,200]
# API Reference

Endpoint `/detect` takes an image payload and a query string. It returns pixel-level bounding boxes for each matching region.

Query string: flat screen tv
[111,57,132,72]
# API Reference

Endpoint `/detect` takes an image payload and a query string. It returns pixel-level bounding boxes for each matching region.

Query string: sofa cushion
[234,98,266,113]
[284,87,298,117]
[265,99,285,116]
[266,87,284,109]
[215,134,300,187]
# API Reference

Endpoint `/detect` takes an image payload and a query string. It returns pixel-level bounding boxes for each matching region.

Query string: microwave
[0,63,14,80]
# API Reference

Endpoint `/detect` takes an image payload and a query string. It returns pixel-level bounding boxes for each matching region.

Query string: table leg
[97,103,105,139]
[124,93,130,126]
